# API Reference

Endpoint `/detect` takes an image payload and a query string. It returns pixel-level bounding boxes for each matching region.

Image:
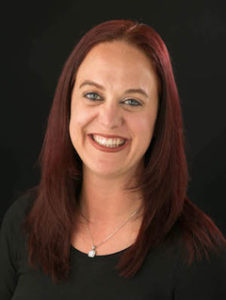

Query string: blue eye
[84,92,101,101]
[123,99,141,106]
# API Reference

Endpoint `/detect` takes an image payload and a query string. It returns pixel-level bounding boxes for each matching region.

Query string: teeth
[92,135,126,148]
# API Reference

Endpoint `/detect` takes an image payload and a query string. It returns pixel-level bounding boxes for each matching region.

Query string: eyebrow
[79,80,149,98]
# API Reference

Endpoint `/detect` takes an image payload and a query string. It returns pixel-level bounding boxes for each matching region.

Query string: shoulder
[172,232,226,299]
[156,220,226,298]
[1,189,37,237]
[2,190,36,221]
[0,189,37,271]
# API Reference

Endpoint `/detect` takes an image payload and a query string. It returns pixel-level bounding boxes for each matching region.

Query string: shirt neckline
[70,244,131,262]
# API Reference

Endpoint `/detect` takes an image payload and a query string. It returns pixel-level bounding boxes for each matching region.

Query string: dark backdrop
[1,0,226,234]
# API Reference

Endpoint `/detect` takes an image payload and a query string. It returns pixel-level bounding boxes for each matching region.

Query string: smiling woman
[0,19,226,300]
[69,40,159,180]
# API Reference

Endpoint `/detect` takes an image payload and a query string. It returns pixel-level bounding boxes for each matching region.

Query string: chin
[85,164,124,178]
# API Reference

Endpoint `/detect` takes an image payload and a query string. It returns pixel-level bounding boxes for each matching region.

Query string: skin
[69,40,159,254]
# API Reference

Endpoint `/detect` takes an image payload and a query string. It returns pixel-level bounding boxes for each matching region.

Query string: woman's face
[69,40,159,179]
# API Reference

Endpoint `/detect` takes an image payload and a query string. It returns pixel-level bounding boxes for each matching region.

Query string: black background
[1,0,226,234]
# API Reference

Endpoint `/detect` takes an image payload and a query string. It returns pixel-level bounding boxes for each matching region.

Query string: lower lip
[88,135,129,152]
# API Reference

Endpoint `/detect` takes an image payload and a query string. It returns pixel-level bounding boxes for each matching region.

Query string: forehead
[75,41,158,92]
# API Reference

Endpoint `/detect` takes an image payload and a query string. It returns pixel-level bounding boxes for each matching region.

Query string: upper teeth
[92,135,126,148]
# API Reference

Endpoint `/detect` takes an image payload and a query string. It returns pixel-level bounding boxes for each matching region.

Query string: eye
[122,99,142,106]
[84,92,102,101]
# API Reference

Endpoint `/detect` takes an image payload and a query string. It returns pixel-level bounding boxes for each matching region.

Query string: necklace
[79,207,139,258]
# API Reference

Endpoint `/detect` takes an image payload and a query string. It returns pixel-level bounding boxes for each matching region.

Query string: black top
[0,194,226,300]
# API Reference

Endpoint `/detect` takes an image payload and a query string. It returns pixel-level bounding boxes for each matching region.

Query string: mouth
[88,134,129,152]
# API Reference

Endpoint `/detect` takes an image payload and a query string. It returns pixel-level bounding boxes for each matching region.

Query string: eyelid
[122,97,143,106]
[82,91,143,106]
[83,91,103,100]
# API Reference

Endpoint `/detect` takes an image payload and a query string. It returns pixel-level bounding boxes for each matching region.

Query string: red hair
[22,19,226,282]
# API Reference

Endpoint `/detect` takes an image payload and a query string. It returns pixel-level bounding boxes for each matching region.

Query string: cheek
[69,114,85,151]
[130,113,157,158]
[132,114,156,139]
[69,106,97,144]
[70,105,94,128]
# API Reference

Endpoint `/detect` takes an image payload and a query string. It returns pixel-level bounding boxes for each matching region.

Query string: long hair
[23,19,226,283]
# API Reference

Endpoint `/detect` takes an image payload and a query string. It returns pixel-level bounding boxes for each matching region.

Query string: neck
[78,167,144,225]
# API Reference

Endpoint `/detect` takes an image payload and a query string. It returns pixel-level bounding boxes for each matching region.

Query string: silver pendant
[88,246,96,258]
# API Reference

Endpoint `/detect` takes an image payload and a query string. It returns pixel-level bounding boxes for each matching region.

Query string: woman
[0,19,226,299]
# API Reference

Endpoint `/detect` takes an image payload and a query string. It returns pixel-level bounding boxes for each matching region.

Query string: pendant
[88,246,96,258]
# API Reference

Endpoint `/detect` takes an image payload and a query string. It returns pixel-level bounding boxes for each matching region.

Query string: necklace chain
[79,207,139,257]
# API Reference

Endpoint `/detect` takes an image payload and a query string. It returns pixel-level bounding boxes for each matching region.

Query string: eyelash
[83,92,142,107]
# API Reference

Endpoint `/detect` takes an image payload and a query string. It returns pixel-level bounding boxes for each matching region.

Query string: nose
[98,101,123,129]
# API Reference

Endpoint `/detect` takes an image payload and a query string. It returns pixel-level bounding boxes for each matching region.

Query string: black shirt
[0,194,226,300]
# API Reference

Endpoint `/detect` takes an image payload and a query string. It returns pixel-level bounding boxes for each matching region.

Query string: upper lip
[88,133,128,140]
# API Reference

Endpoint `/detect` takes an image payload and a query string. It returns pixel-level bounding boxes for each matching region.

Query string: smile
[88,134,129,152]
[92,134,126,147]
